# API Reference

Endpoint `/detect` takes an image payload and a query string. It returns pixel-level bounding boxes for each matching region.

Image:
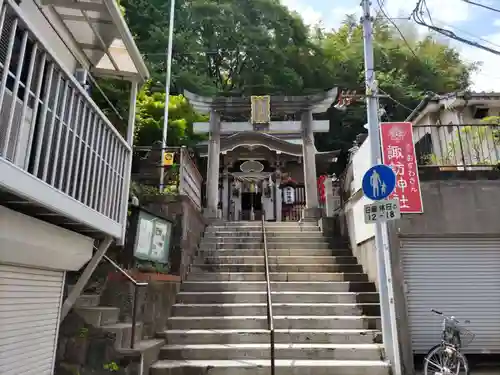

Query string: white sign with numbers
[364,199,401,224]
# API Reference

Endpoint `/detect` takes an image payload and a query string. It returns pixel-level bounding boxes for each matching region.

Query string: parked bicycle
[424,309,474,375]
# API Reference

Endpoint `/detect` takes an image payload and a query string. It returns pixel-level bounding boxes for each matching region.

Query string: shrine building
[184,90,341,222]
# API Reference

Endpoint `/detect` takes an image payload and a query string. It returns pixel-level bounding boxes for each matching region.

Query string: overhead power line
[411,0,500,56]
[375,0,421,61]
[461,0,500,14]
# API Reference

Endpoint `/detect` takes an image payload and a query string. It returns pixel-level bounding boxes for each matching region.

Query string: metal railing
[413,123,500,170]
[261,211,275,375]
[0,0,130,225]
[103,255,148,349]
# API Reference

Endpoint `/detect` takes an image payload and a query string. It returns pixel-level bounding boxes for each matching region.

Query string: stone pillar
[222,167,229,220]
[204,110,221,219]
[324,177,334,217]
[301,110,321,219]
[275,172,282,222]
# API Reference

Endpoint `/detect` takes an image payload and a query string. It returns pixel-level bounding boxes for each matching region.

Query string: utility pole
[360,1,402,375]
[159,0,176,191]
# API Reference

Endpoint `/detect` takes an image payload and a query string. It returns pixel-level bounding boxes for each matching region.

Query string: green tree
[95,3,477,156]
[122,0,333,96]
[134,82,207,147]
[314,17,476,156]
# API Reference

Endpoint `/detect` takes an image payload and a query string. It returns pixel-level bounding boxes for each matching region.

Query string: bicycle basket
[459,326,475,348]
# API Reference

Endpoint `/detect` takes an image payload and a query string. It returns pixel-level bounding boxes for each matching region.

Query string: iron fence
[413,123,500,170]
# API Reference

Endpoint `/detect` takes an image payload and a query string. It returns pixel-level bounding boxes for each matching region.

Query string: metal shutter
[0,264,65,375]
[401,237,500,354]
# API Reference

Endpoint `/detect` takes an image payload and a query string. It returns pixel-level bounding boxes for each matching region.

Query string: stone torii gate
[184,89,339,221]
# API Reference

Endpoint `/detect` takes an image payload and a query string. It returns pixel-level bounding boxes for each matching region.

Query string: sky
[281,0,500,93]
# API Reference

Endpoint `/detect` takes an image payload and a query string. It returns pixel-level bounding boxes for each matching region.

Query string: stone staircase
[72,286,164,374]
[150,221,390,375]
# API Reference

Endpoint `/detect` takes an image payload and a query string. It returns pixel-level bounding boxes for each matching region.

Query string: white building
[0,0,148,373]
[408,92,500,169]
[342,94,500,360]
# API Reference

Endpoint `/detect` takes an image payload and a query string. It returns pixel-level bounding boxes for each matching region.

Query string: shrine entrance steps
[150,221,390,375]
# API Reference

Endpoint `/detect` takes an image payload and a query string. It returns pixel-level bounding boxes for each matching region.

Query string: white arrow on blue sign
[362,164,396,201]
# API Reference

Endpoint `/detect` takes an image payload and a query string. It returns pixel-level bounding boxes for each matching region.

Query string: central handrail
[261,211,275,375]
[103,254,147,349]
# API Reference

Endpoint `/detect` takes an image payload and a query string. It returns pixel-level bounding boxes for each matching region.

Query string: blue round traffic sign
[362,164,396,201]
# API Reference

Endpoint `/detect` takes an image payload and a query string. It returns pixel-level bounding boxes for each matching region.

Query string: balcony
[0,0,131,240]
[413,123,500,171]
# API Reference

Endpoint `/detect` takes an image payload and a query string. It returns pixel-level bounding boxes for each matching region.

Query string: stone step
[203,232,325,238]
[202,237,328,244]
[212,221,319,227]
[199,248,350,257]
[117,338,165,375]
[75,306,120,326]
[172,303,379,316]
[191,264,363,273]
[200,242,331,249]
[150,359,390,375]
[101,321,144,349]
[159,343,384,361]
[74,294,100,308]
[176,291,379,304]
[200,255,357,265]
[161,329,382,345]
[180,281,376,293]
[167,316,380,330]
[187,272,370,283]
[206,226,321,232]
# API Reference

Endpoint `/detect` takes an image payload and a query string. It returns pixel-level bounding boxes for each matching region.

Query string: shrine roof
[184,89,340,115]
[196,131,339,161]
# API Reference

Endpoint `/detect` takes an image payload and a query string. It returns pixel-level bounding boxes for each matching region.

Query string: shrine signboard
[130,207,173,264]
[380,122,424,213]
[251,95,271,129]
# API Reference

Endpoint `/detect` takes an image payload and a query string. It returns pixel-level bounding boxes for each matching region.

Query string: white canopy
[40,0,149,81]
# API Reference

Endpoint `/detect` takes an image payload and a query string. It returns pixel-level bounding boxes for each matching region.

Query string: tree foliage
[123,0,333,96]
[96,0,477,156]
[134,83,207,147]
[314,18,476,156]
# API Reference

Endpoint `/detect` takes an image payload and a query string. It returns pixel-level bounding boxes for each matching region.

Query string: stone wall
[99,194,204,340]
[179,195,205,279]
[55,312,139,375]
[321,215,378,285]
[398,170,500,235]
[100,278,180,339]
[142,194,205,280]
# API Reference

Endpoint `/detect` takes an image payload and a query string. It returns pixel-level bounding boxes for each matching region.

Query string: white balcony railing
[0,0,131,239]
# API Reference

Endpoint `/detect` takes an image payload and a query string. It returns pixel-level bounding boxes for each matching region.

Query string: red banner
[380,122,423,213]
[317,175,327,203]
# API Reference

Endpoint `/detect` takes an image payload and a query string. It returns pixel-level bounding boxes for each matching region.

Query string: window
[473,107,489,119]
[0,12,37,105]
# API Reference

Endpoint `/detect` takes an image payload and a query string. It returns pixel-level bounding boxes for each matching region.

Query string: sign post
[362,164,396,201]
[163,152,175,167]
[380,122,424,213]
[362,164,401,224]
[360,1,402,374]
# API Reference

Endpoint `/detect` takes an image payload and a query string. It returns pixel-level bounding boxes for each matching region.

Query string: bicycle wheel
[424,344,470,375]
